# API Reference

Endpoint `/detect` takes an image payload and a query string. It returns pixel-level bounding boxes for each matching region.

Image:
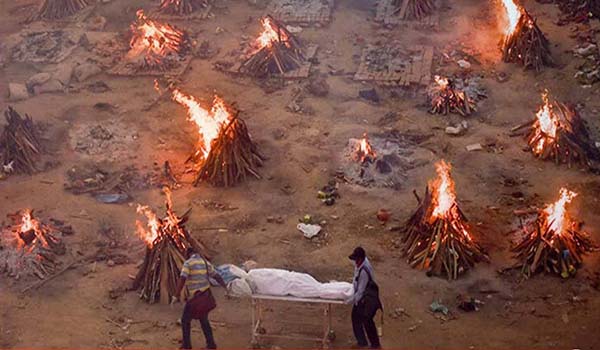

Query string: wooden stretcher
[250,294,344,348]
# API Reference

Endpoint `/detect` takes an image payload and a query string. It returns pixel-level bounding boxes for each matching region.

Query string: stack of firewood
[393,0,437,20]
[511,95,600,168]
[36,0,89,20]
[428,76,476,116]
[502,9,553,72]
[512,189,595,278]
[1,107,43,175]
[158,0,210,15]
[0,210,67,280]
[133,188,209,304]
[401,161,488,279]
[240,16,305,77]
[194,112,265,187]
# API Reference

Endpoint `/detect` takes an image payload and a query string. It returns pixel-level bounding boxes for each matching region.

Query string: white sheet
[246,268,353,300]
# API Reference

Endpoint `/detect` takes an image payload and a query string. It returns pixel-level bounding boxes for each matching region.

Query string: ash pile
[338,131,432,189]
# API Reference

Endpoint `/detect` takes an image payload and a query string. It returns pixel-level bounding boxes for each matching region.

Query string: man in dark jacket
[346,247,381,349]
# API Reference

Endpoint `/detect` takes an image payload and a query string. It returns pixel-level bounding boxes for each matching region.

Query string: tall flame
[428,160,472,239]
[16,209,49,250]
[136,204,160,247]
[356,133,376,162]
[171,89,232,159]
[531,91,559,154]
[135,187,188,248]
[250,17,290,54]
[543,188,577,236]
[434,75,449,89]
[430,160,457,219]
[500,0,522,36]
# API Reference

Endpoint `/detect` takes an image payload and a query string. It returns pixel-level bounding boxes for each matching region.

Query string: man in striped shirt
[176,248,227,349]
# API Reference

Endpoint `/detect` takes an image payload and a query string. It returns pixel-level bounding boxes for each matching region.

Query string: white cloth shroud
[240,268,353,300]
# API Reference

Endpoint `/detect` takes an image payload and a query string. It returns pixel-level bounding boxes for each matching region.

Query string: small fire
[356,133,376,162]
[543,188,577,236]
[434,75,449,89]
[500,0,522,36]
[251,16,290,53]
[428,160,472,240]
[136,187,186,248]
[16,209,48,250]
[531,91,560,154]
[171,89,232,159]
[127,10,185,64]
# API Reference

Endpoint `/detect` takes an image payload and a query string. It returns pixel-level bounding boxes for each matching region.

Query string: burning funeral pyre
[125,10,191,71]
[401,160,488,279]
[512,188,595,278]
[158,0,210,16]
[36,0,90,20]
[499,0,552,71]
[511,91,600,169]
[1,107,43,175]
[428,76,476,116]
[392,0,437,20]
[171,89,265,187]
[0,210,67,279]
[240,16,306,77]
[133,187,208,303]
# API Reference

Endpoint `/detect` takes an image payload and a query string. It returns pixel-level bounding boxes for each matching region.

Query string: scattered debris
[297,223,322,239]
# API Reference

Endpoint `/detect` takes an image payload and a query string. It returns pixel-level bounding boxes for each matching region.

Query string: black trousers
[351,304,380,348]
[181,299,216,349]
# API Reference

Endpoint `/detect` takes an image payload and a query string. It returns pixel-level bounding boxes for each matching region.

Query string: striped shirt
[180,254,214,295]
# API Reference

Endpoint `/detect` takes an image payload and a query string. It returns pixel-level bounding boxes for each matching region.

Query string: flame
[434,75,449,89]
[135,187,187,248]
[171,89,232,159]
[356,133,376,162]
[251,17,289,53]
[127,10,185,63]
[430,160,457,219]
[500,0,522,36]
[427,160,473,240]
[543,188,576,236]
[136,205,160,247]
[531,91,559,154]
[16,210,49,250]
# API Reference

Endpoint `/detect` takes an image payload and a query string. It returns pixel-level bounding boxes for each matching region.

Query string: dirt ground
[1,0,600,348]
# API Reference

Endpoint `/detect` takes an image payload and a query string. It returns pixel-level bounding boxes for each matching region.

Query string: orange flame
[127,10,185,63]
[434,75,449,89]
[428,160,472,239]
[15,210,49,250]
[543,188,576,236]
[430,160,457,219]
[531,91,559,154]
[251,17,289,53]
[171,89,232,159]
[356,133,376,162]
[135,187,187,248]
[500,0,522,36]
[136,204,160,247]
